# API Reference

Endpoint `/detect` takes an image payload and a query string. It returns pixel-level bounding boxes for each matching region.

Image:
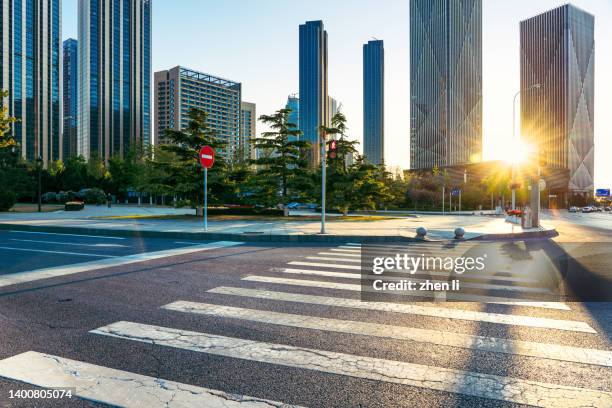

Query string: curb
[470,228,559,241]
[0,223,558,243]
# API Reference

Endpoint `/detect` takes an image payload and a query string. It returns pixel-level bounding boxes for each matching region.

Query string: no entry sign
[199,146,215,169]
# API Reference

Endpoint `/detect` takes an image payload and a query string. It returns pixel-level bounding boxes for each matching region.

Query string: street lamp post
[512,83,541,210]
[320,130,326,234]
[36,156,43,213]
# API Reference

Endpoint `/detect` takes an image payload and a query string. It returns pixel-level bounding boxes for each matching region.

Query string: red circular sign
[199,146,215,169]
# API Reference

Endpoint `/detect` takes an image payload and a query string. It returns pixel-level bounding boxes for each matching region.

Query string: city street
[0,231,610,407]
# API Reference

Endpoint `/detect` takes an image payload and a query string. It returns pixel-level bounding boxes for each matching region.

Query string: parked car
[568,206,579,213]
[581,207,592,213]
[605,207,611,212]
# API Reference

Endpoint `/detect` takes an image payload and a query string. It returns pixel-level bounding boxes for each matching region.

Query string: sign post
[320,132,327,234]
[199,146,215,232]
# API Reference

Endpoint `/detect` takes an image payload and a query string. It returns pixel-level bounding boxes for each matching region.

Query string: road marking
[92,321,611,407]
[289,261,360,270]
[245,275,568,310]
[307,256,361,263]
[278,268,551,294]
[0,246,115,258]
[234,280,581,330]
[278,268,544,288]
[8,230,126,240]
[0,351,300,408]
[163,301,612,367]
[0,241,242,289]
[318,252,360,257]
[8,238,127,248]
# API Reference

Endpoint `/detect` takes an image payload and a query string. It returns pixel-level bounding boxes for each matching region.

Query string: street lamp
[36,156,43,213]
[511,83,541,210]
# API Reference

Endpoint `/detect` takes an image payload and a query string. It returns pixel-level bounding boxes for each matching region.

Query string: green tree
[155,108,227,212]
[0,90,20,210]
[250,108,310,204]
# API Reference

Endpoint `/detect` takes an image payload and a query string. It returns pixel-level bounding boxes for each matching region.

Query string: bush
[83,188,106,205]
[57,191,77,204]
[0,190,17,211]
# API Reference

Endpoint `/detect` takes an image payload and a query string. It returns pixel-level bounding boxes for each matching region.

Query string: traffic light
[329,140,337,159]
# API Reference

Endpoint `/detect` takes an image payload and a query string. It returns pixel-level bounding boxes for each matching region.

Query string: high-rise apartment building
[328,96,338,122]
[0,0,62,166]
[520,4,595,196]
[285,95,299,141]
[363,39,384,165]
[410,0,482,170]
[63,38,78,159]
[299,20,328,165]
[78,0,152,161]
[240,101,256,161]
[154,66,242,160]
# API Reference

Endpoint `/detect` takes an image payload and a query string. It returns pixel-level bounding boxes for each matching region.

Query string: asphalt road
[0,232,610,407]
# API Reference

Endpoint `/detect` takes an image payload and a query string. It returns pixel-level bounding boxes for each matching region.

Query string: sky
[62,0,612,188]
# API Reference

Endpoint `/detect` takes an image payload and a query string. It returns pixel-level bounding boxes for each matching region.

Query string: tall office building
[63,38,78,159]
[299,20,328,165]
[363,39,384,165]
[78,0,152,162]
[285,95,299,141]
[0,0,62,166]
[240,101,256,161]
[409,0,482,170]
[327,96,338,121]
[520,4,595,196]
[154,66,241,160]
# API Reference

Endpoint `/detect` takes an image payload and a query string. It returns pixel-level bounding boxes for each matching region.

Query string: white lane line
[240,276,578,322]
[289,261,359,270]
[246,275,568,310]
[0,241,242,289]
[278,268,546,292]
[8,239,127,248]
[307,256,361,263]
[0,246,115,258]
[318,252,360,257]
[8,230,126,240]
[283,267,540,285]
[92,321,611,407]
[0,351,301,408]
[163,301,612,367]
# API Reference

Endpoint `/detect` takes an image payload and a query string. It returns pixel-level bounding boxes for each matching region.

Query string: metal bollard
[415,227,427,240]
[454,227,465,240]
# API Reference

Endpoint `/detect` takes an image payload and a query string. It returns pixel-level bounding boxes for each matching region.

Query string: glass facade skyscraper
[78,0,151,162]
[154,66,242,160]
[63,38,78,159]
[410,0,482,170]
[363,39,384,165]
[285,95,299,142]
[299,20,328,165]
[0,0,62,166]
[520,4,595,197]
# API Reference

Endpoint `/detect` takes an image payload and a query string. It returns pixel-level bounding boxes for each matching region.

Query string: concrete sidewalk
[0,205,557,242]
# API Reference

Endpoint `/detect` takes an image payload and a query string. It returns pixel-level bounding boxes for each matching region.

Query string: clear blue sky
[62,0,612,188]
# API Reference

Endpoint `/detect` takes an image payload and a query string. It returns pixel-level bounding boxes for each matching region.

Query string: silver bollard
[454,227,465,240]
[415,227,427,240]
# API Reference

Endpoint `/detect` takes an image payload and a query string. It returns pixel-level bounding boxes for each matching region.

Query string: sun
[504,138,534,165]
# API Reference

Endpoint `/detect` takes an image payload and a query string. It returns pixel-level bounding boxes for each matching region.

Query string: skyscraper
[154,66,241,160]
[78,0,152,162]
[410,0,482,170]
[520,4,595,197]
[0,0,62,166]
[299,20,328,165]
[285,95,300,142]
[240,101,256,161]
[63,38,78,159]
[363,39,384,165]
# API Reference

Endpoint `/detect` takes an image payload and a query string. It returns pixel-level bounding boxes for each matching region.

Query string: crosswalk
[0,241,610,407]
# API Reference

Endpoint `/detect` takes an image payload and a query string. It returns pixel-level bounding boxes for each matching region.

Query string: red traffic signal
[329,140,337,159]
